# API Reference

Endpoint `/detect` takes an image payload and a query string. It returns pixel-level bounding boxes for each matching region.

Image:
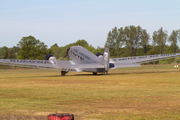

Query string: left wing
[110,53,180,68]
[0,59,56,69]
[0,59,105,71]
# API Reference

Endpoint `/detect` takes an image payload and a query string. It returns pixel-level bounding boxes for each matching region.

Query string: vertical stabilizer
[103,47,110,74]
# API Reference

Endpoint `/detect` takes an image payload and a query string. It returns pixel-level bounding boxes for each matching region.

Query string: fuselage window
[71,50,84,61]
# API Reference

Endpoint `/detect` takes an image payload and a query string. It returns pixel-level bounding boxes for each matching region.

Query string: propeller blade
[63,54,68,58]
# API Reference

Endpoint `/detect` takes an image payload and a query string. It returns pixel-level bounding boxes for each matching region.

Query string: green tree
[4,49,9,59]
[124,25,142,56]
[92,46,104,55]
[133,26,142,56]
[105,26,151,57]
[0,46,8,59]
[75,39,89,47]
[12,46,21,58]
[168,30,180,53]
[105,27,124,57]
[140,29,150,55]
[17,35,48,60]
[86,45,95,53]
[116,27,125,56]
[105,27,118,56]
[7,48,16,59]
[152,27,168,54]
[49,43,61,60]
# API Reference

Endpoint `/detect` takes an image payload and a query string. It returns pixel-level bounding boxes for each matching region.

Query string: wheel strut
[61,71,68,76]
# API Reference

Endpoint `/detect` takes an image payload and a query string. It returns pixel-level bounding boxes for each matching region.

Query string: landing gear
[93,72,97,75]
[61,71,68,76]
[104,71,108,75]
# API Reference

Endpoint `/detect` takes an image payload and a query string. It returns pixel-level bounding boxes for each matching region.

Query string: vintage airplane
[0,46,180,76]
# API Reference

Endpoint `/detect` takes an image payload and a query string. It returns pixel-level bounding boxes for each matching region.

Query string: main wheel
[93,72,97,75]
[61,71,68,76]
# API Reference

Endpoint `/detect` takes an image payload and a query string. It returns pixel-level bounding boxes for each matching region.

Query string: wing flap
[112,63,141,68]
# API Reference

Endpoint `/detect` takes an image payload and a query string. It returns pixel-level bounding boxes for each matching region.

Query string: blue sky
[0,0,180,48]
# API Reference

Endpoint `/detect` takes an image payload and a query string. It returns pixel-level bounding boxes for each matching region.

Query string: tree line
[0,25,180,61]
[105,26,180,57]
[0,36,104,60]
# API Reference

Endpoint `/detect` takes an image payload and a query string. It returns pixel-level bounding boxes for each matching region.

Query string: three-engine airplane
[0,46,180,76]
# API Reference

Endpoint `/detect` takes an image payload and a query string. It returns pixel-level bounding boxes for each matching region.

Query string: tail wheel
[104,71,108,75]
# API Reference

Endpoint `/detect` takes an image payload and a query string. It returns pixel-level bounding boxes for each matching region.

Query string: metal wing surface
[0,59,70,70]
[0,59,104,70]
[110,53,180,68]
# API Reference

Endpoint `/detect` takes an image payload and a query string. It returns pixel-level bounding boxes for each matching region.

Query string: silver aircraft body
[0,46,180,76]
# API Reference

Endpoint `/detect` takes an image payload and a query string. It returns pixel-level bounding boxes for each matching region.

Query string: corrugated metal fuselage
[68,46,105,73]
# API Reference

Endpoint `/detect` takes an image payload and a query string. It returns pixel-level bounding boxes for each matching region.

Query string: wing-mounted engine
[96,53,104,57]
[45,54,58,67]
[45,54,69,76]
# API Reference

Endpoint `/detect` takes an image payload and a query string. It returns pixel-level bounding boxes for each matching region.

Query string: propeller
[63,54,68,58]
[63,48,70,59]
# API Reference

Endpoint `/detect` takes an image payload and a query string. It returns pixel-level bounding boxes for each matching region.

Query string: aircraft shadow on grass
[20,70,180,78]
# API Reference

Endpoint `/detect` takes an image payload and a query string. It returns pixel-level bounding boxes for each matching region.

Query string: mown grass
[0,64,180,120]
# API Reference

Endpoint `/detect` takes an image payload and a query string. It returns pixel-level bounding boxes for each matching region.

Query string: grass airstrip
[0,64,180,120]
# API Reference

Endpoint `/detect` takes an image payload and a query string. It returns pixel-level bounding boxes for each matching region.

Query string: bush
[174,57,180,64]
[159,59,173,64]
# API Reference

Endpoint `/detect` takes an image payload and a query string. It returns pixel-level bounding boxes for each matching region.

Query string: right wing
[110,53,180,68]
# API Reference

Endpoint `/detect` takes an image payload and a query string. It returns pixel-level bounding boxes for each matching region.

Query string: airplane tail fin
[103,47,110,74]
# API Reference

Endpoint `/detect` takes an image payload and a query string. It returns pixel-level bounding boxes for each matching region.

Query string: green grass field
[0,64,180,120]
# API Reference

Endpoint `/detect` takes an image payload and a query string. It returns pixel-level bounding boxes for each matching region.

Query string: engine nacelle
[109,63,114,68]
[45,54,58,65]
[96,53,103,57]
[45,54,54,60]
